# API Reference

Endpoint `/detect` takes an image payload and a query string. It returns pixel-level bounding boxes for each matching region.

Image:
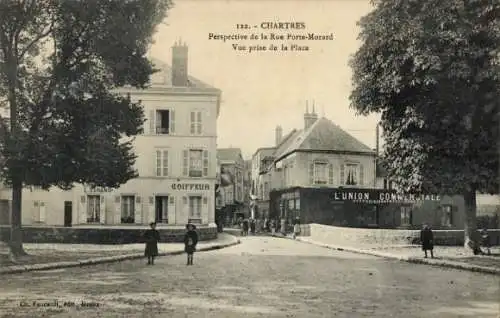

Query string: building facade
[255,105,468,230]
[216,148,246,224]
[2,42,221,228]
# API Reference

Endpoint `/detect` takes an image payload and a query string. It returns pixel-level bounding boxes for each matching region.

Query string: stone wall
[303,223,500,246]
[0,225,218,244]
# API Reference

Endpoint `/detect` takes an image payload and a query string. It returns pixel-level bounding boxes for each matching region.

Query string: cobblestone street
[0,236,498,317]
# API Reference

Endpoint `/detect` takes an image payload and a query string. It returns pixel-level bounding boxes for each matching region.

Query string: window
[441,205,453,226]
[155,196,169,223]
[183,149,208,177]
[341,163,364,186]
[190,111,202,135]
[264,182,269,200]
[155,150,169,177]
[121,196,135,223]
[400,206,412,226]
[383,179,388,189]
[189,196,202,218]
[87,195,100,223]
[312,162,328,184]
[154,109,174,134]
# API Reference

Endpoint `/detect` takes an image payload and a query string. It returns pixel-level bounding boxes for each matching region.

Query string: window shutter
[115,196,121,223]
[328,163,334,184]
[39,202,46,223]
[359,165,364,185]
[79,196,87,224]
[135,196,142,224]
[202,150,209,176]
[190,112,196,134]
[183,150,189,176]
[99,196,105,224]
[196,111,202,134]
[149,110,155,134]
[340,165,345,185]
[309,163,314,184]
[155,150,161,177]
[162,150,169,176]
[168,196,175,224]
[170,110,175,133]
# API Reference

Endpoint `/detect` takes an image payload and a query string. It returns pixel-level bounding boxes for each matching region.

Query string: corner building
[11,42,221,228]
[102,42,221,227]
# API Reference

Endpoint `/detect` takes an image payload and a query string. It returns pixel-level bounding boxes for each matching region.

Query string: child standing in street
[144,222,160,265]
[184,223,198,265]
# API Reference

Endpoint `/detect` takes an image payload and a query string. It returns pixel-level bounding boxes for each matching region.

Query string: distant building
[217,148,246,223]
[254,103,472,230]
[2,42,222,228]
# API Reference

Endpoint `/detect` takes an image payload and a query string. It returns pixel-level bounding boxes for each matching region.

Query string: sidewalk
[271,233,500,276]
[0,233,240,275]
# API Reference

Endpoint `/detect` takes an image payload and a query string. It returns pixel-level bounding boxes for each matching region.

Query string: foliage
[349,0,500,196]
[0,0,174,190]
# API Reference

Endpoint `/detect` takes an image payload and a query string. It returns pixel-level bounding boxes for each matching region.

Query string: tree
[350,0,500,252]
[0,0,173,258]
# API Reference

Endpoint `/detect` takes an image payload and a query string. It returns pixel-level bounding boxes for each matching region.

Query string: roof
[274,117,375,161]
[149,58,219,91]
[217,148,243,163]
[252,147,276,159]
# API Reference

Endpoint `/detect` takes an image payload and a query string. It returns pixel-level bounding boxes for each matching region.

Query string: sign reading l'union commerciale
[171,183,210,191]
[333,190,440,202]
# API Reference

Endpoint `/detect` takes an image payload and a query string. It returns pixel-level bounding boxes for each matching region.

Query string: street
[0,236,498,318]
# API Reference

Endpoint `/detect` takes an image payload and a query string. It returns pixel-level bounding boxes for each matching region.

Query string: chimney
[304,100,318,129]
[275,125,283,146]
[171,39,188,86]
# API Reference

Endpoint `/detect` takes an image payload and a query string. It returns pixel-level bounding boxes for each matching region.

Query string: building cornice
[275,149,376,163]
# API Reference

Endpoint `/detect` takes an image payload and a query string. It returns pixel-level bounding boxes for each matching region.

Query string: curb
[0,238,241,276]
[269,234,500,276]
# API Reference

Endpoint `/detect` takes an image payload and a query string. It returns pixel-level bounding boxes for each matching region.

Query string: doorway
[155,196,169,223]
[64,201,72,227]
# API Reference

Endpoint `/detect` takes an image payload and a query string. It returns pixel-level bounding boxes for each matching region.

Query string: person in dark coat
[242,219,249,236]
[250,219,256,235]
[420,224,434,258]
[144,222,160,265]
[184,223,199,265]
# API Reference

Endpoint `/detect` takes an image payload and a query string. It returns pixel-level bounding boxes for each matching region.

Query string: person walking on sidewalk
[481,228,491,255]
[420,224,434,258]
[184,223,198,265]
[242,218,249,236]
[292,217,301,239]
[144,222,160,265]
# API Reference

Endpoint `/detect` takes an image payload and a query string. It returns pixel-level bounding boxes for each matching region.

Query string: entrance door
[64,201,72,227]
[155,196,169,223]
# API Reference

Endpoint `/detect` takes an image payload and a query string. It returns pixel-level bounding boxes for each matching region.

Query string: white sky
[150,0,382,159]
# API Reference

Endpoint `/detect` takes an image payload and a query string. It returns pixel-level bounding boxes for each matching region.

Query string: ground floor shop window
[87,195,100,223]
[400,206,412,226]
[189,196,202,222]
[121,195,135,223]
[156,196,169,223]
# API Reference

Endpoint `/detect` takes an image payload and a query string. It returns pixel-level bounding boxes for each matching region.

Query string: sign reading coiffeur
[171,183,210,191]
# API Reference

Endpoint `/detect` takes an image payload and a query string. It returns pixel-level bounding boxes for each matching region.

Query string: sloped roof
[273,129,300,157]
[274,117,374,160]
[149,58,219,91]
[217,148,243,162]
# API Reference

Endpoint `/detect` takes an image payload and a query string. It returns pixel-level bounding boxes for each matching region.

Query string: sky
[149,0,381,159]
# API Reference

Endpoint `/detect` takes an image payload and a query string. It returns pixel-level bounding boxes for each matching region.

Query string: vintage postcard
[0,0,498,317]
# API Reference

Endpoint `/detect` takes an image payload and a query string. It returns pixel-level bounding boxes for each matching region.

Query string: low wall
[304,223,500,246]
[0,225,218,244]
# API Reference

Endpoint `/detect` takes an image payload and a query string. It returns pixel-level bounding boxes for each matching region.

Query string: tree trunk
[463,190,480,254]
[9,179,26,257]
